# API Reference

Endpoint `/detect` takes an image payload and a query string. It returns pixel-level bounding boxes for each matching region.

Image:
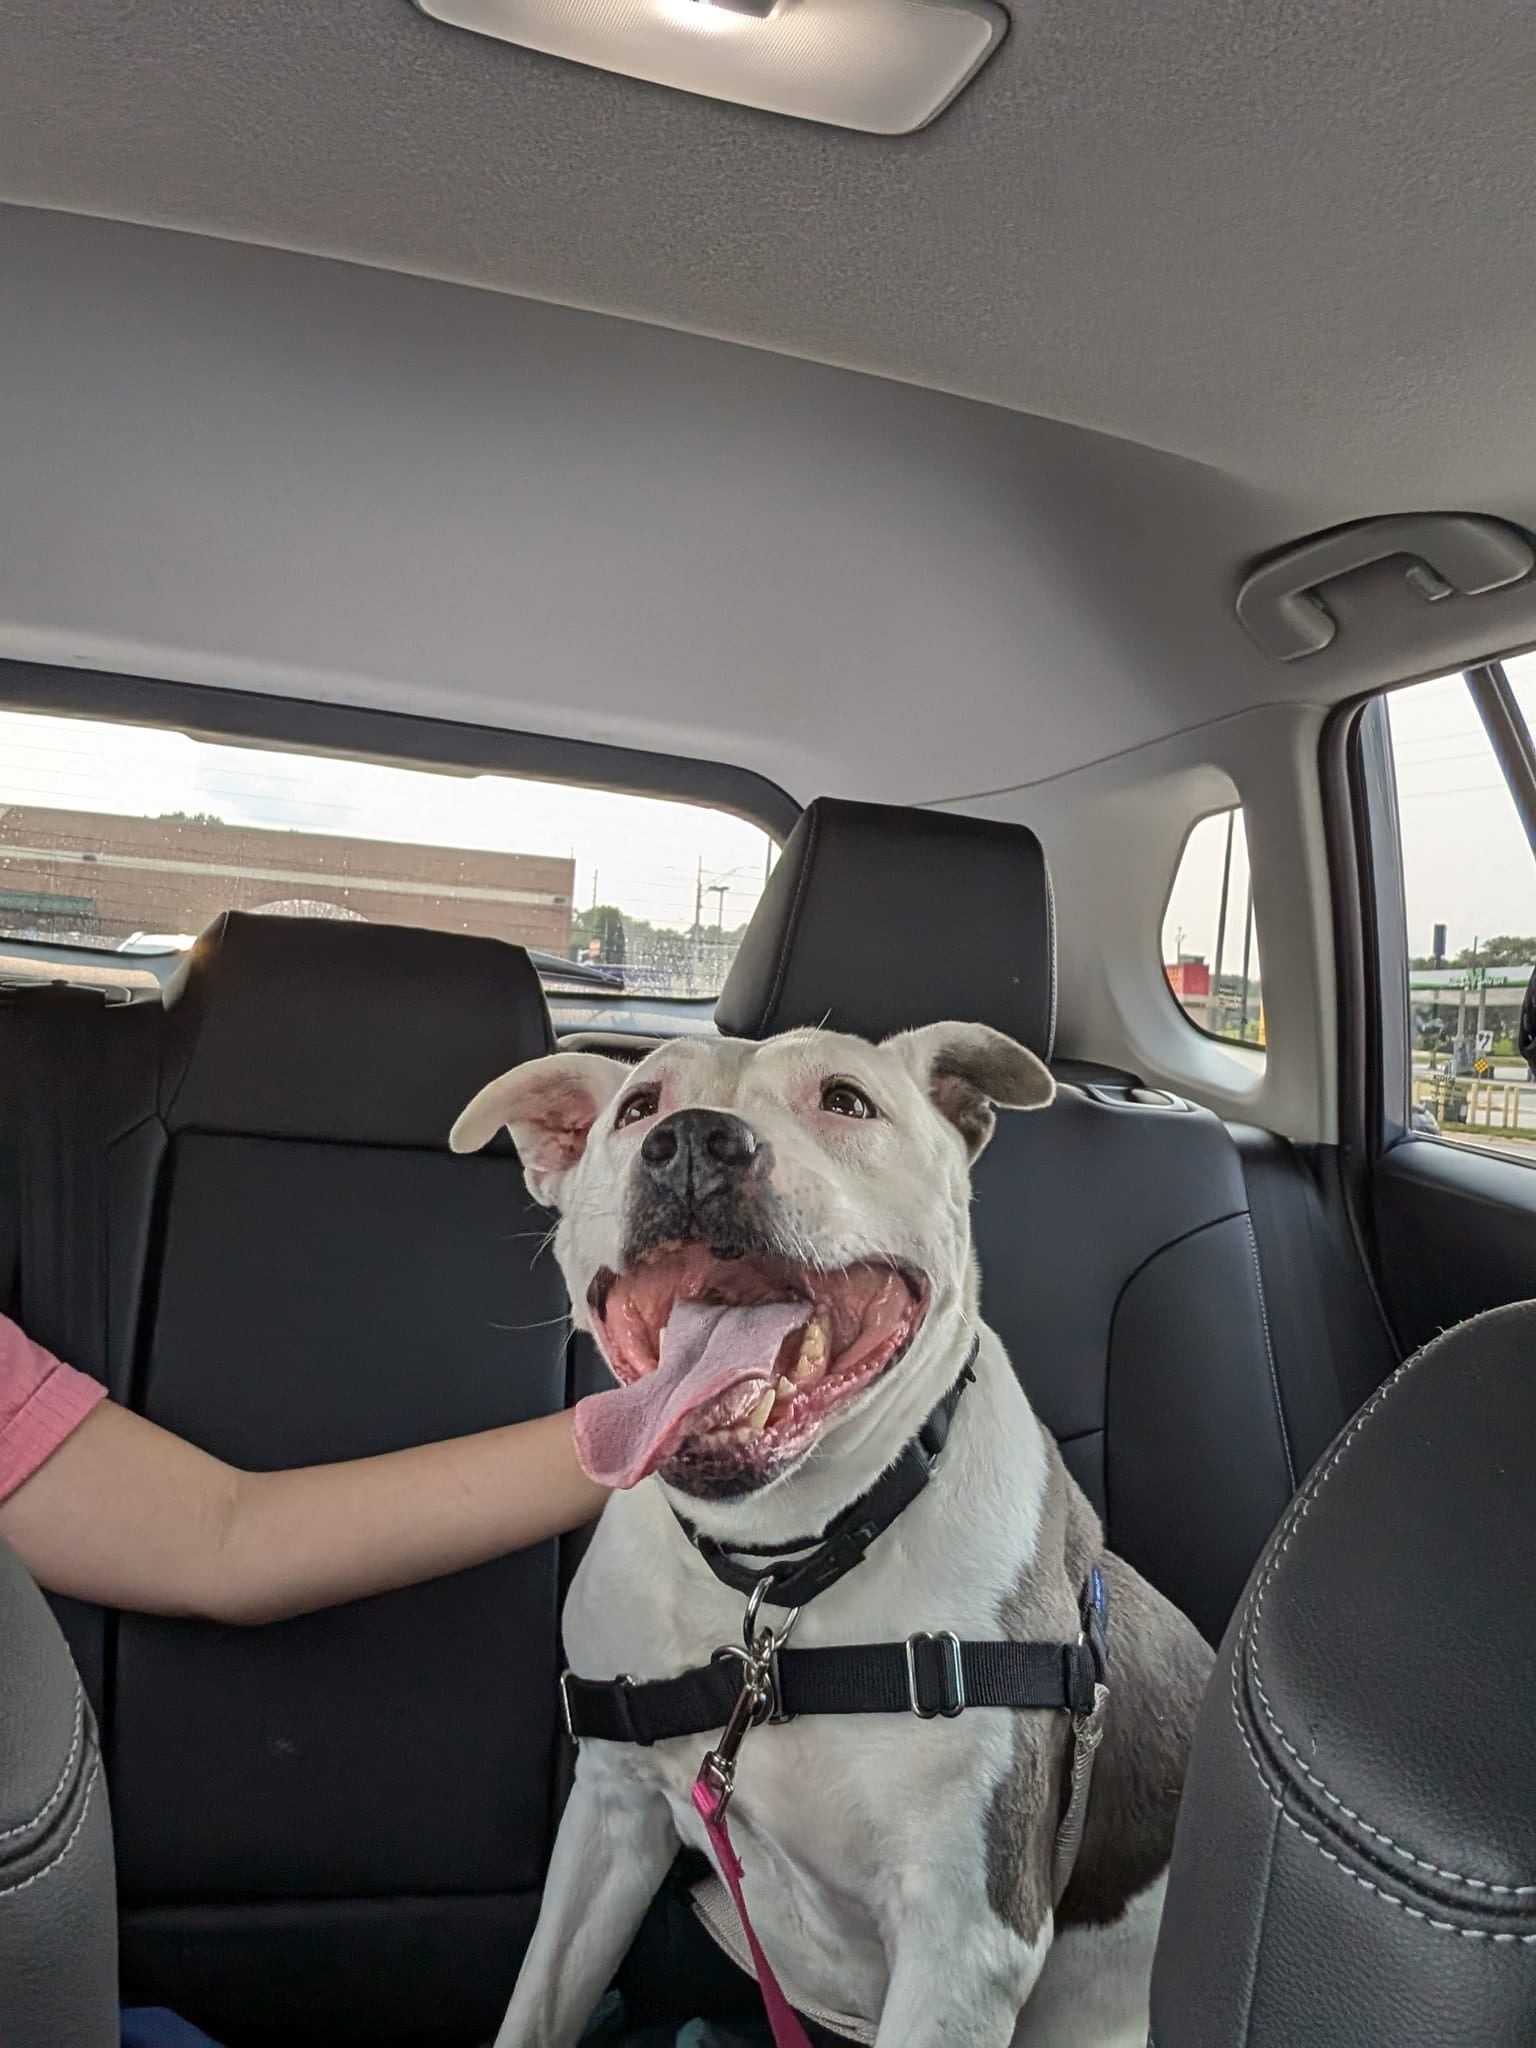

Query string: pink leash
[692,1773,815,2048]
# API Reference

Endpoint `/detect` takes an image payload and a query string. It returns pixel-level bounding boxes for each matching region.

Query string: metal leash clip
[698,1577,801,1816]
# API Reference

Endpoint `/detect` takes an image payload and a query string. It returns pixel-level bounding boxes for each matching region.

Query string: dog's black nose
[640,1109,758,1182]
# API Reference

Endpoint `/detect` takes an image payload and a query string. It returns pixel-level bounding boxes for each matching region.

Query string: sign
[1476,1030,1494,1055]
[1474,1056,1494,1076]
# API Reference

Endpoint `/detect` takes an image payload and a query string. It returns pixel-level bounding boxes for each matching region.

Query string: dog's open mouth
[575,1244,928,1493]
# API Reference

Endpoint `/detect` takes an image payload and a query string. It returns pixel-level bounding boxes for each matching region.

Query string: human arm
[0,1391,608,1626]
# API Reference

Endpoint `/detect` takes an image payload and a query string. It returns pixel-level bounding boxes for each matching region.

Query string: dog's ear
[887,1021,1055,1161]
[450,1052,631,1206]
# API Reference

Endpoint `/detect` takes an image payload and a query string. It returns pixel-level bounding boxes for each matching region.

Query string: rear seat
[0,913,572,2048]
[716,797,1364,1643]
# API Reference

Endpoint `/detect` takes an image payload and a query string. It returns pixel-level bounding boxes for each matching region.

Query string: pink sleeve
[0,1315,108,1505]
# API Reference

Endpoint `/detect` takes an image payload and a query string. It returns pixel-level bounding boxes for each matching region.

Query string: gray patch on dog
[984,1440,1214,1939]
[984,1441,1084,1942]
[929,1035,1052,1158]
[930,1056,999,1157]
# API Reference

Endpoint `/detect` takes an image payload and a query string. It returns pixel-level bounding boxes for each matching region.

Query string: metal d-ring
[743,1575,802,1658]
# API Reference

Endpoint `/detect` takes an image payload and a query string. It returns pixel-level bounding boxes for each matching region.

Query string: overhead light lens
[414,0,1007,135]
[653,0,761,33]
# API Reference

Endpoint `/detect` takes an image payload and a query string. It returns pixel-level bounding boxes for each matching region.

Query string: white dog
[452,1022,1213,2048]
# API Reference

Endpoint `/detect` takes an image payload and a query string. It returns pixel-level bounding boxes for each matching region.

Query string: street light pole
[1239,878,1255,1043]
[1212,811,1235,1034]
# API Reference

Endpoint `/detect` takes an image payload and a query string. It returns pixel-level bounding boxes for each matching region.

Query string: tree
[1409,935,1536,970]
[571,903,627,965]
[156,811,224,827]
[1458,935,1536,968]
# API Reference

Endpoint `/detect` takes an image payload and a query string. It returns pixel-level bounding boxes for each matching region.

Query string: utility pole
[692,857,704,994]
[708,883,728,941]
[1213,811,1235,1034]
[1239,879,1255,1043]
[1454,935,1476,1078]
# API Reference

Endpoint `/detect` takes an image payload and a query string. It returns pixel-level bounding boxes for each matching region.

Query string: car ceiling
[3,0,1536,806]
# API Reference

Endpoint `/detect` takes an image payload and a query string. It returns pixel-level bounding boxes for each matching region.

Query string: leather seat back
[3,914,574,2047]
[1153,1302,1536,2044]
[0,1533,118,2048]
[717,797,1301,1641]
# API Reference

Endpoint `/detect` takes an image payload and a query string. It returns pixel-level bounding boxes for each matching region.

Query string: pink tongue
[574,1298,812,1489]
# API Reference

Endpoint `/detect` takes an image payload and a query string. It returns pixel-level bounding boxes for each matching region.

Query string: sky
[4,647,1535,970]
[1164,649,1536,974]
[0,708,777,938]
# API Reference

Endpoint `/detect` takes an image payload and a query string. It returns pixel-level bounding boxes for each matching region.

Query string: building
[0,805,574,952]
[1165,955,1214,1032]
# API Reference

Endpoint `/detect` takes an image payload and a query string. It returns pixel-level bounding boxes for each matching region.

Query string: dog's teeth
[746,1386,776,1432]
[792,1316,829,1381]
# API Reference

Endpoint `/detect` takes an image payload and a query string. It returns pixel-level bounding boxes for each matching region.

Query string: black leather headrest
[1153,1302,1536,2045]
[715,797,1055,1054]
[161,912,554,1146]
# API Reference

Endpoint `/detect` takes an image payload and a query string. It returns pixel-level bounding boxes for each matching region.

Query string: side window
[1384,661,1536,1156]
[1161,806,1265,1052]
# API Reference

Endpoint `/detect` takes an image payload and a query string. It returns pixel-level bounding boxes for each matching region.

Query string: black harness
[562,1581,1108,1745]
[561,1346,1110,1759]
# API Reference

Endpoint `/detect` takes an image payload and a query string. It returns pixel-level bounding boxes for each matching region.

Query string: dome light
[414,0,1007,135]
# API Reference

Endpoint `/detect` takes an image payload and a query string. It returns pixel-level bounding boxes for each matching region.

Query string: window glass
[0,708,776,998]
[1161,807,1265,1051]
[1386,663,1536,1154]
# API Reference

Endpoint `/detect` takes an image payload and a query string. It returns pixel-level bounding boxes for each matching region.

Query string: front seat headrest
[161,911,555,1147]
[1151,1301,1536,2046]
[715,797,1055,1055]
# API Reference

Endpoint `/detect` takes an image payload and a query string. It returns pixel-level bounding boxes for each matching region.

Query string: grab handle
[1236,514,1535,660]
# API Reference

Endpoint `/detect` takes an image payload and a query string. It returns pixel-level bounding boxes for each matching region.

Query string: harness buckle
[904,1630,966,1718]
[560,1669,637,1745]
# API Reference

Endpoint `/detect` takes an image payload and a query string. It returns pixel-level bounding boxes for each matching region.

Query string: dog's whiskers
[488,1309,576,1336]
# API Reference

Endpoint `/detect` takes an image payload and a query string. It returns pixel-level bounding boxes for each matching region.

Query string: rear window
[0,708,777,998]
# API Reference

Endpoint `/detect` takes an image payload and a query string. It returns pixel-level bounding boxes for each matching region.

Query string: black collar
[670,1339,980,1610]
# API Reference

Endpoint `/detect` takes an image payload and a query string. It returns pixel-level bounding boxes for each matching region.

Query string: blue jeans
[121,2013,222,2047]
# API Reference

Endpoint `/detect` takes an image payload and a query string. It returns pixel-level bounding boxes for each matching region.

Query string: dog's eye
[821,1079,879,1120]
[614,1087,661,1129]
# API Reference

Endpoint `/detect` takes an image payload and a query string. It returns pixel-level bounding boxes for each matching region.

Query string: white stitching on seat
[1243,1215,1295,1490]
[0,1756,100,1899]
[1230,1654,1536,1942]
[1240,1338,1536,1897]
[0,1686,83,1845]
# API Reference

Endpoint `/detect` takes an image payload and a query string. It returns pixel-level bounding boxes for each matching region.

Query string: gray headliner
[4,0,1535,500]
[3,2,1536,799]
